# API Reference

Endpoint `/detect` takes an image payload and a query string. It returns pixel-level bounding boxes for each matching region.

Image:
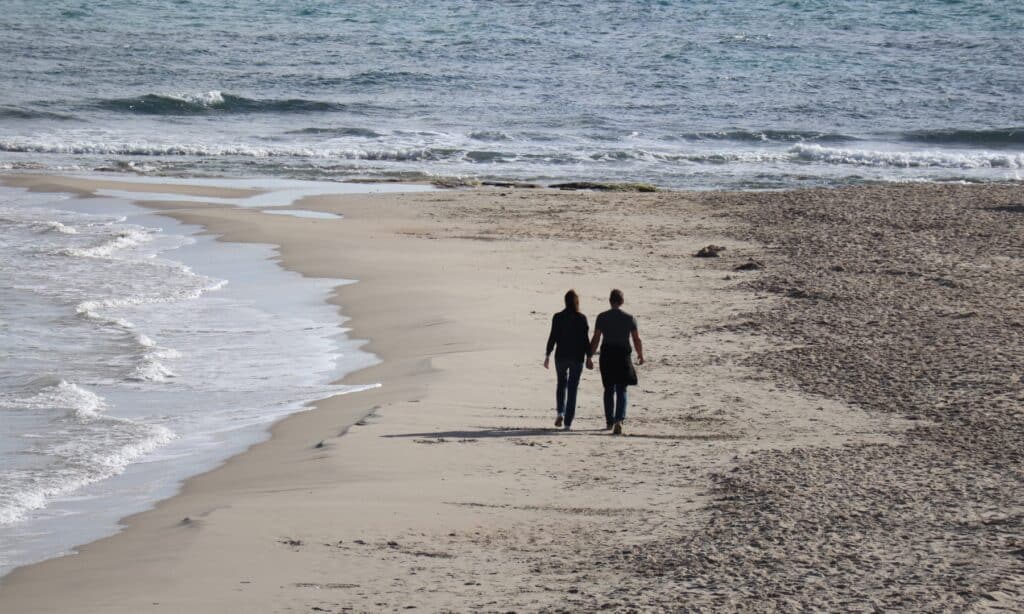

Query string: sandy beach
[0,176,1021,612]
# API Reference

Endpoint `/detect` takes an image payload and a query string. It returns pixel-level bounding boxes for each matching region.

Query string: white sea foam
[130,334,180,381]
[0,405,176,525]
[0,138,438,160]
[63,384,106,420]
[789,144,1024,169]
[4,134,1019,190]
[130,357,176,382]
[0,383,176,526]
[43,221,78,234]
[0,381,104,418]
[165,90,225,107]
[58,227,153,258]
[75,299,134,326]
[74,274,226,328]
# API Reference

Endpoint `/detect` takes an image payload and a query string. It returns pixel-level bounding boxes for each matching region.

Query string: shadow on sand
[382,427,603,439]
[383,427,734,441]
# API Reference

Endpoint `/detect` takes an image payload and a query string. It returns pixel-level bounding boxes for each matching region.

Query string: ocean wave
[58,228,153,258]
[790,144,1024,169]
[75,299,135,328]
[5,135,1022,174]
[0,105,77,121]
[75,277,227,327]
[0,380,104,419]
[0,161,48,171]
[130,356,176,382]
[0,205,122,232]
[43,221,79,234]
[464,150,511,162]
[469,130,514,142]
[286,126,384,138]
[575,146,1024,170]
[2,137,778,165]
[132,334,180,382]
[0,379,175,525]
[343,70,452,87]
[0,423,174,525]
[93,91,358,115]
[9,217,82,235]
[93,160,160,174]
[676,129,858,143]
[899,127,1024,148]
[583,150,788,164]
[0,138,442,160]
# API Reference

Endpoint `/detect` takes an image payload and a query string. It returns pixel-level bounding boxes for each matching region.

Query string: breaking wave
[675,129,858,143]
[0,138,441,160]
[0,381,175,525]
[58,228,153,258]
[790,144,1024,169]
[93,91,360,115]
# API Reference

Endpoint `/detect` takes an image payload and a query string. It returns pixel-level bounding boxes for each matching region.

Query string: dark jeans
[555,359,583,426]
[604,383,627,425]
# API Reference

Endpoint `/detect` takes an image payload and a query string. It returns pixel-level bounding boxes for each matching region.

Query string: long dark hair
[564,289,579,313]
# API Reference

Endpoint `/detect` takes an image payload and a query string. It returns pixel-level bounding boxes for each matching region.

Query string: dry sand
[0,176,1020,612]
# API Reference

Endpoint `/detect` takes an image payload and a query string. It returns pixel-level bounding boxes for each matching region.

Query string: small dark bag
[600,346,638,387]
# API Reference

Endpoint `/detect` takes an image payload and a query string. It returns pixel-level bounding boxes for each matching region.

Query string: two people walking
[544,289,644,435]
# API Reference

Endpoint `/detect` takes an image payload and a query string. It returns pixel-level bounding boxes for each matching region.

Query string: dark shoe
[605,422,613,430]
[612,422,623,435]
[555,415,563,428]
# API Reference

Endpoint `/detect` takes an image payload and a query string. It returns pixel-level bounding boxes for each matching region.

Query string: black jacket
[546,310,592,362]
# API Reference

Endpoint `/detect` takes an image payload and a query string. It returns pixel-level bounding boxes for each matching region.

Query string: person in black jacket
[544,289,594,430]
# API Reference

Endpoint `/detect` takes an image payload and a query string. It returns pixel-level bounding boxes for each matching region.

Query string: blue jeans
[555,359,583,426]
[604,384,627,425]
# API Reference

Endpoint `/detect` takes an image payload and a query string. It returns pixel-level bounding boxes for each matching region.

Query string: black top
[545,309,592,362]
[595,308,637,352]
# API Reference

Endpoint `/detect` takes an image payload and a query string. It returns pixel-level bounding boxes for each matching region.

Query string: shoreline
[0,174,1020,611]
[0,174,412,574]
[0,181,378,576]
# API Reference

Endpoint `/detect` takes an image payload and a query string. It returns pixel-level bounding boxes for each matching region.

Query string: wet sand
[0,176,1020,611]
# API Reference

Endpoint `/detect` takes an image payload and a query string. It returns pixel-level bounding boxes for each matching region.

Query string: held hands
[546,356,601,369]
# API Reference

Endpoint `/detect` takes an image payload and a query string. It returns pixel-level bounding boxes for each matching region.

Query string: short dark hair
[564,289,579,312]
[609,289,624,306]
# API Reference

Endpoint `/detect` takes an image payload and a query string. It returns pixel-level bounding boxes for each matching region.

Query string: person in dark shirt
[544,289,594,430]
[590,289,644,435]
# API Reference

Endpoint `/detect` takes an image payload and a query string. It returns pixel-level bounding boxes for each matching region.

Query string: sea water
[0,183,380,576]
[0,0,1021,189]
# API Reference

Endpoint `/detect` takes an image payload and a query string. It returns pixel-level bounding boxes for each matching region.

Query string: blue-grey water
[1,0,1022,188]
